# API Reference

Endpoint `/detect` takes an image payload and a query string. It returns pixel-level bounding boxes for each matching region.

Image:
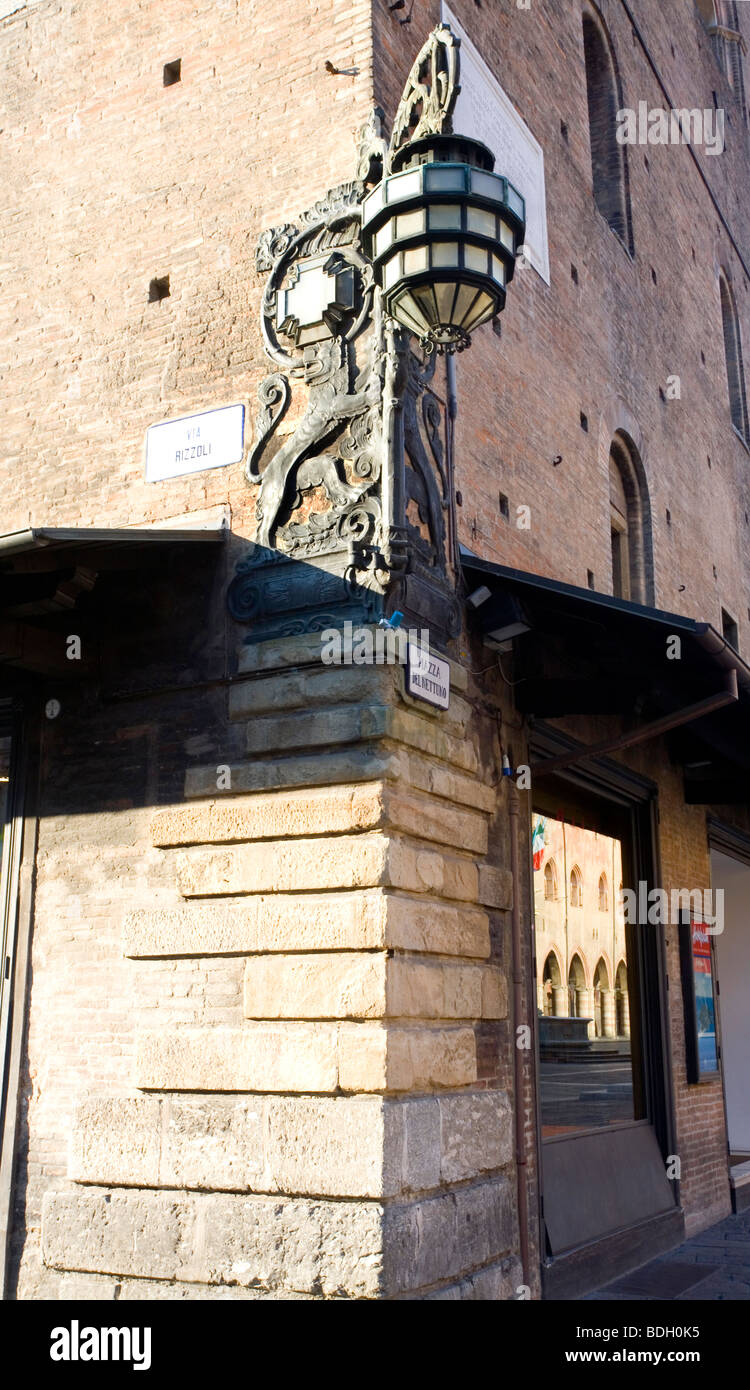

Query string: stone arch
[615,958,630,1038]
[581,4,634,251]
[544,949,563,987]
[541,948,564,1017]
[568,950,590,1018]
[593,955,613,1037]
[594,955,611,991]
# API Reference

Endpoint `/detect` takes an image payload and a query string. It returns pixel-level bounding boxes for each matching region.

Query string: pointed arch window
[697,1,747,116]
[582,8,634,252]
[609,432,654,604]
[720,273,749,442]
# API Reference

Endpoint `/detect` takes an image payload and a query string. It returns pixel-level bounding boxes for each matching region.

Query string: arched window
[598,872,609,911]
[698,2,746,112]
[696,0,720,37]
[582,8,633,251]
[720,273,749,441]
[725,3,747,113]
[609,432,654,604]
[544,858,558,901]
[570,865,583,908]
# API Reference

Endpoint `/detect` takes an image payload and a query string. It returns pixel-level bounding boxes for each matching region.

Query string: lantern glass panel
[428,204,462,231]
[465,243,489,274]
[471,170,504,202]
[462,289,495,332]
[412,285,439,325]
[434,281,459,320]
[432,241,459,267]
[424,166,467,193]
[499,220,515,251]
[393,289,431,333]
[374,220,394,258]
[383,253,402,289]
[388,169,422,202]
[395,209,426,239]
[467,206,496,239]
[403,245,429,274]
[453,282,483,326]
[507,183,525,218]
[363,185,383,222]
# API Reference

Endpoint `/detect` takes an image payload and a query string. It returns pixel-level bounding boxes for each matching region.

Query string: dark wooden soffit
[462,554,750,806]
[0,526,226,677]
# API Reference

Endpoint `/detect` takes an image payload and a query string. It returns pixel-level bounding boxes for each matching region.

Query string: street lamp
[361,25,526,354]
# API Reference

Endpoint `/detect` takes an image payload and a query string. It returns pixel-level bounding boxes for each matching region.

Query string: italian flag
[532,817,546,871]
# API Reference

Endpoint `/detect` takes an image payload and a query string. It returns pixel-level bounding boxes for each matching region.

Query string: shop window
[720,272,749,441]
[582,8,634,251]
[609,433,654,604]
[0,709,24,1165]
[532,807,644,1137]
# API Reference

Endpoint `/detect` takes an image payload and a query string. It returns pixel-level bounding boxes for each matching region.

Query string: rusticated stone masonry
[39,631,522,1300]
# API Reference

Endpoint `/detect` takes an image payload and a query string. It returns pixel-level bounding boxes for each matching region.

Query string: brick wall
[374,0,750,641]
[0,0,375,536]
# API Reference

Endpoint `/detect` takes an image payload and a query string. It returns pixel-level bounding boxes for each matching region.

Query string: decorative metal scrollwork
[387,23,461,171]
[232,29,466,647]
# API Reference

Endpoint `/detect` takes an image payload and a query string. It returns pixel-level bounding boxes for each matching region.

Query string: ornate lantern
[361,24,526,354]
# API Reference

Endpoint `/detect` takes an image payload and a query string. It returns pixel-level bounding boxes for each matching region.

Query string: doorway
[0,707,25,1151]
[530,763,680,1297]
[710,843,750,1208]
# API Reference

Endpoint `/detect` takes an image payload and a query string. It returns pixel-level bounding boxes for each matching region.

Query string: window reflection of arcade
[530,773,677,1296]
[533,812,639,1135]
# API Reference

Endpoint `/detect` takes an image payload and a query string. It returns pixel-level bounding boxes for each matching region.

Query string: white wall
[712,849,750,1153]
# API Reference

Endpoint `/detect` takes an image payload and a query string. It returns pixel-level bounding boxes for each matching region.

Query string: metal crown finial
[386,23,461,173]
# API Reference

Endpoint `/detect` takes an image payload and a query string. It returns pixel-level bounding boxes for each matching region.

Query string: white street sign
[145,403,245,482]
[407,642,451,709]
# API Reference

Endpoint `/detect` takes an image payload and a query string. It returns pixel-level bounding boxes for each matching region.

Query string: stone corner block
[478,864,513,910]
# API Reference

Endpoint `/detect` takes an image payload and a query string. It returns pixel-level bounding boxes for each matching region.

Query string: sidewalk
[584,1208,750,1300]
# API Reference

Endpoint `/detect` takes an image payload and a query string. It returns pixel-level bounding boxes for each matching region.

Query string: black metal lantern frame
[361,26,526,354]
